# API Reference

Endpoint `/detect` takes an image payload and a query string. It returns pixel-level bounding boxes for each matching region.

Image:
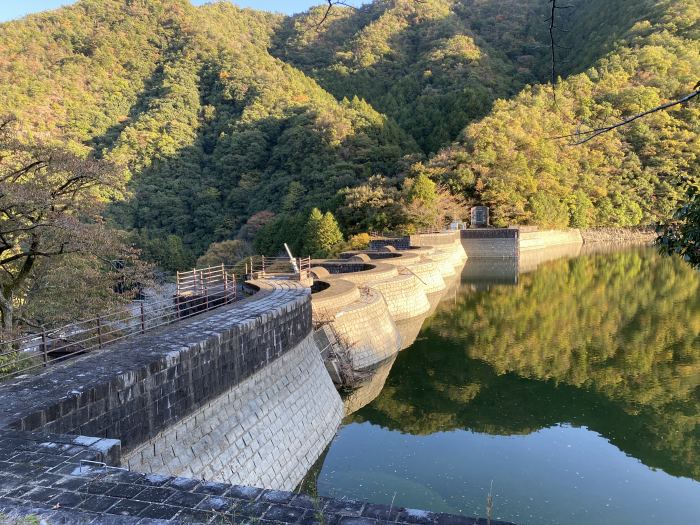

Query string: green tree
[658,185,700,268]
[304,208,344,258]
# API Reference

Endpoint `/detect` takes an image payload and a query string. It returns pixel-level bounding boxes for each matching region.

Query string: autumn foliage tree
[0,117,148,332]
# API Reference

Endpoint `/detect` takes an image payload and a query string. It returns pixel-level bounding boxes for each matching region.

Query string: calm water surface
[302,246,700,525]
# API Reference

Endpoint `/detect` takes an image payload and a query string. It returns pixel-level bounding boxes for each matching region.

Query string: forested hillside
[0,0,698,269]
[413,0,700,228]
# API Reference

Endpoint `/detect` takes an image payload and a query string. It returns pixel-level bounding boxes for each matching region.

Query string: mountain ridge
[0,0,697,266]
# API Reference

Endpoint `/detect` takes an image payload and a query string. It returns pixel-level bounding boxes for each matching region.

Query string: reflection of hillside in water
[351,248,700,481]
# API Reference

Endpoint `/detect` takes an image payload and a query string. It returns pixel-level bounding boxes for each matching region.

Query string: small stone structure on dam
[0,229,525,525]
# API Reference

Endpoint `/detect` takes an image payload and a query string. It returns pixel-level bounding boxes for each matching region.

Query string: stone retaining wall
[123,333,342,491]
[459,228,584,257]
[310,239,468,374]
[460,229,519,258]
[407,259,446,293]
[369,273,431,322]
[0,282,312,453]
[330,289,402,370]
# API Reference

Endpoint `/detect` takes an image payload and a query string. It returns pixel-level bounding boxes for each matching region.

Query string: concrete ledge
[319,261,400,285]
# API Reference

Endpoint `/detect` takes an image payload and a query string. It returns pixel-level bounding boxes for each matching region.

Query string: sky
[0,1,354,23]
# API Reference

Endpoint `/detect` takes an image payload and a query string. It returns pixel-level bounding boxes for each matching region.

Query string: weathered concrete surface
[519,228,583,251]
[123,333,342,491]
[460,228,584,258]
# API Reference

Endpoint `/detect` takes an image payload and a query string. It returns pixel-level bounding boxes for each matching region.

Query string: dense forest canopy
[0,0,698,269]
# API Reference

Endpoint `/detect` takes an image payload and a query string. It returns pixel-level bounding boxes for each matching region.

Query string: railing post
[97,316,103,348]
[140,302,145,333]
[223,266,229,304]
[41,328,48,367]
[203,270,209,311]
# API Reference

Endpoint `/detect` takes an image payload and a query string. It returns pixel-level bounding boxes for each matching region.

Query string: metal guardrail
[369,228,446,239]
[0,264,236,381]
[244,256,311,278]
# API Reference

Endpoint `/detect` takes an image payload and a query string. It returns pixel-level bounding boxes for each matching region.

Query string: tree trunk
[0,290,13,333]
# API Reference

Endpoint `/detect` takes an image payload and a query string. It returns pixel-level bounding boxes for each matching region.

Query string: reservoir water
[301,246,700,525]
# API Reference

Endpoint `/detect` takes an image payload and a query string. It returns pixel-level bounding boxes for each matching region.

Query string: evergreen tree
[317,211,345,258]
[304,208,324,257]
[303,208,344,258]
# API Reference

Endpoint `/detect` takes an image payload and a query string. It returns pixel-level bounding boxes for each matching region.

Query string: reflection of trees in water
[351,248,700,480]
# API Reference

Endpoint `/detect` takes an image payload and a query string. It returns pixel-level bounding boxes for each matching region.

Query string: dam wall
[460,228,584,257]
[0,282,316,448]
[123,332,342,490]
[0,280,342,492]
[312,280,402,372]
[0,247,514,525]
[311,237,467,373]
[460,228,519,257]
[519,228,584,251]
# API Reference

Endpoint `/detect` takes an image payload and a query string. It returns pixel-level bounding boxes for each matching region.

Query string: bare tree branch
[551,87,700,145]
[314,0,357,31]
[547,1,574,102]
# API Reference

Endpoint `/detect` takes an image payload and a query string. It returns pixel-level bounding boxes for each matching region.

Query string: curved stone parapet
[406,246,436,257]
[316,261,399,285]
[123,332,343,491]
[428,249,458,278]
[311,277,361,318]
[369,272,431,321]
[0,276,345,495]
[368,251,423,268]
[406,258,446,293]
[339,251,445,295]
[331,288,402,370]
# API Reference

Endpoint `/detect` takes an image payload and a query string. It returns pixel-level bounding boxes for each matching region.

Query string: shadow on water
[302,246,700,525]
